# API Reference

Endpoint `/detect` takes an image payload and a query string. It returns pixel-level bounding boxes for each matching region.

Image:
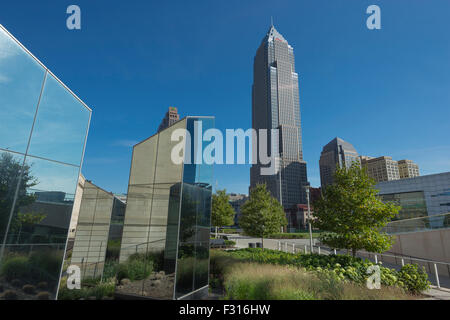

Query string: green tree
[313,162,400,256]
[239,184,287,249]
[0,153,37,240]
[211,189,235,237]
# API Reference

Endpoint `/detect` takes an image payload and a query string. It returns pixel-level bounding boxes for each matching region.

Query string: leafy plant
[240,184,287,249]
[212,189,236,236]
[313,162,401,256]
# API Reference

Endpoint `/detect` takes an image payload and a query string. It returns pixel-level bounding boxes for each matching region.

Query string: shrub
[224,240,236,247]
[2,290,18,300]
[0,256,30,281]
[22,284,36,294]
[37,281,48,290]
[215,249,430,294]
[117,254,153,282]
[37,291,51,300]
[221,262,412,300]
[398,264,430,294]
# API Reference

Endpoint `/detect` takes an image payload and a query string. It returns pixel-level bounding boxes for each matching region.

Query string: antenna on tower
[271,16,274,27]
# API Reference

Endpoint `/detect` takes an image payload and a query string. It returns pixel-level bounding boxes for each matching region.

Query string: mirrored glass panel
[175,117,214,299]
[0,155,80,299]
[28,73,90,166]
[0,150,25,245]
[0,27,46,154]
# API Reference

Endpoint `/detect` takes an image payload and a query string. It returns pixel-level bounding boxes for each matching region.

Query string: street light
[304,185,314,253]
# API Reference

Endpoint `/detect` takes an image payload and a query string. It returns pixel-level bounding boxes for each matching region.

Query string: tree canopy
[313,162,400,256]
[211,189,235,229]
[240,184,287,249]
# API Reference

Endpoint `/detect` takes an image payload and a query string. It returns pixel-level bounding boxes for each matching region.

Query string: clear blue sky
[1,0,449,195]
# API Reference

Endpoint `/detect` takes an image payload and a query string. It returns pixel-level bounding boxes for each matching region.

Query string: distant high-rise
[360,156,400,182]
[398,159,420,179]
[319,137,359,188]
[250,25,308,208]
[360,157,420,183]
[157,106,180,132]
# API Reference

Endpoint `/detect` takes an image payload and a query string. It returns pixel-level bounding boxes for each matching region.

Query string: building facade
[250,25,308,208]
[377,172,450,231]
[360,156,400,182]
[0,25,91,300]
[398,159,420,179]
[157,106,180,133]
[116,117,214,300]
[319,137,359,188]
[228,193,248,226]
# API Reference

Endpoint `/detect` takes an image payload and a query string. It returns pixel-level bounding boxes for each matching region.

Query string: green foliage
[116,253,153,281]
[213,249,430,294]
[214,255,415,300]
[0,256,29,281]
[397,264,431,293]
[0,251,61,285]
[313,162,401,255]
[57,278,115,300]
[212,189,235,228]
[224,240,236,247]
[0,153,37,236]
[240,184,287,248]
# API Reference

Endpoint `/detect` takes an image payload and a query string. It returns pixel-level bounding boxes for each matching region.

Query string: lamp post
[305,185,313,253]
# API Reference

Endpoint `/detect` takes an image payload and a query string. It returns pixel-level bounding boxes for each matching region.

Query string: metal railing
[274,240,450,289]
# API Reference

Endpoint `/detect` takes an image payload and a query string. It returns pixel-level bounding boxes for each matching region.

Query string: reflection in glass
[0,27,46,154]
[0,25,91,300]
[28,73,90,166]
[116,117,214,300]
[0,155,79,299]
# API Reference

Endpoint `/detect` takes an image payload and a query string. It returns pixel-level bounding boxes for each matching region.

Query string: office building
[157,106,180,133]
[360,156,400,183]
[250,25,308,208]
[319,137,359,188]
[398,159,420,179]
[228,193,248,226]
[377,172,450,231]
[116,116,214,300]
[0,25,91,300]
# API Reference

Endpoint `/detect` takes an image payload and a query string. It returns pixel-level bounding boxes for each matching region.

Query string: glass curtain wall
[116,117,213,300]
[0,25,91,300]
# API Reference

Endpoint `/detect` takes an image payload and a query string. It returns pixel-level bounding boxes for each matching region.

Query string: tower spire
[271,16,274,27]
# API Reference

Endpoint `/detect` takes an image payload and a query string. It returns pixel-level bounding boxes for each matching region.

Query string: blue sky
[1,0,449,195]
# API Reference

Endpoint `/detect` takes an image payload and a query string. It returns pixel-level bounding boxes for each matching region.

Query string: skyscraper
[319,137,359,188]
[157,106,180,132]
[250,25,308,208]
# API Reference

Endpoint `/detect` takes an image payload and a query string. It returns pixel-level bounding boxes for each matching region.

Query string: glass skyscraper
[250,25,308,207]
[0,25,91,300]
[319,137,359,188]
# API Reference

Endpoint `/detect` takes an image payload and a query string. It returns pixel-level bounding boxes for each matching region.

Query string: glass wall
[116,120,186,299]
[0,25,91,300]
[116,117,214,300]
[175,117,213,299]
[380,191,428,221]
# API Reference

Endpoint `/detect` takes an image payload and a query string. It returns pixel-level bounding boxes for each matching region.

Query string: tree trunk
[352,248,356,257]
[215,226,218,239]
[261,237,264,251]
